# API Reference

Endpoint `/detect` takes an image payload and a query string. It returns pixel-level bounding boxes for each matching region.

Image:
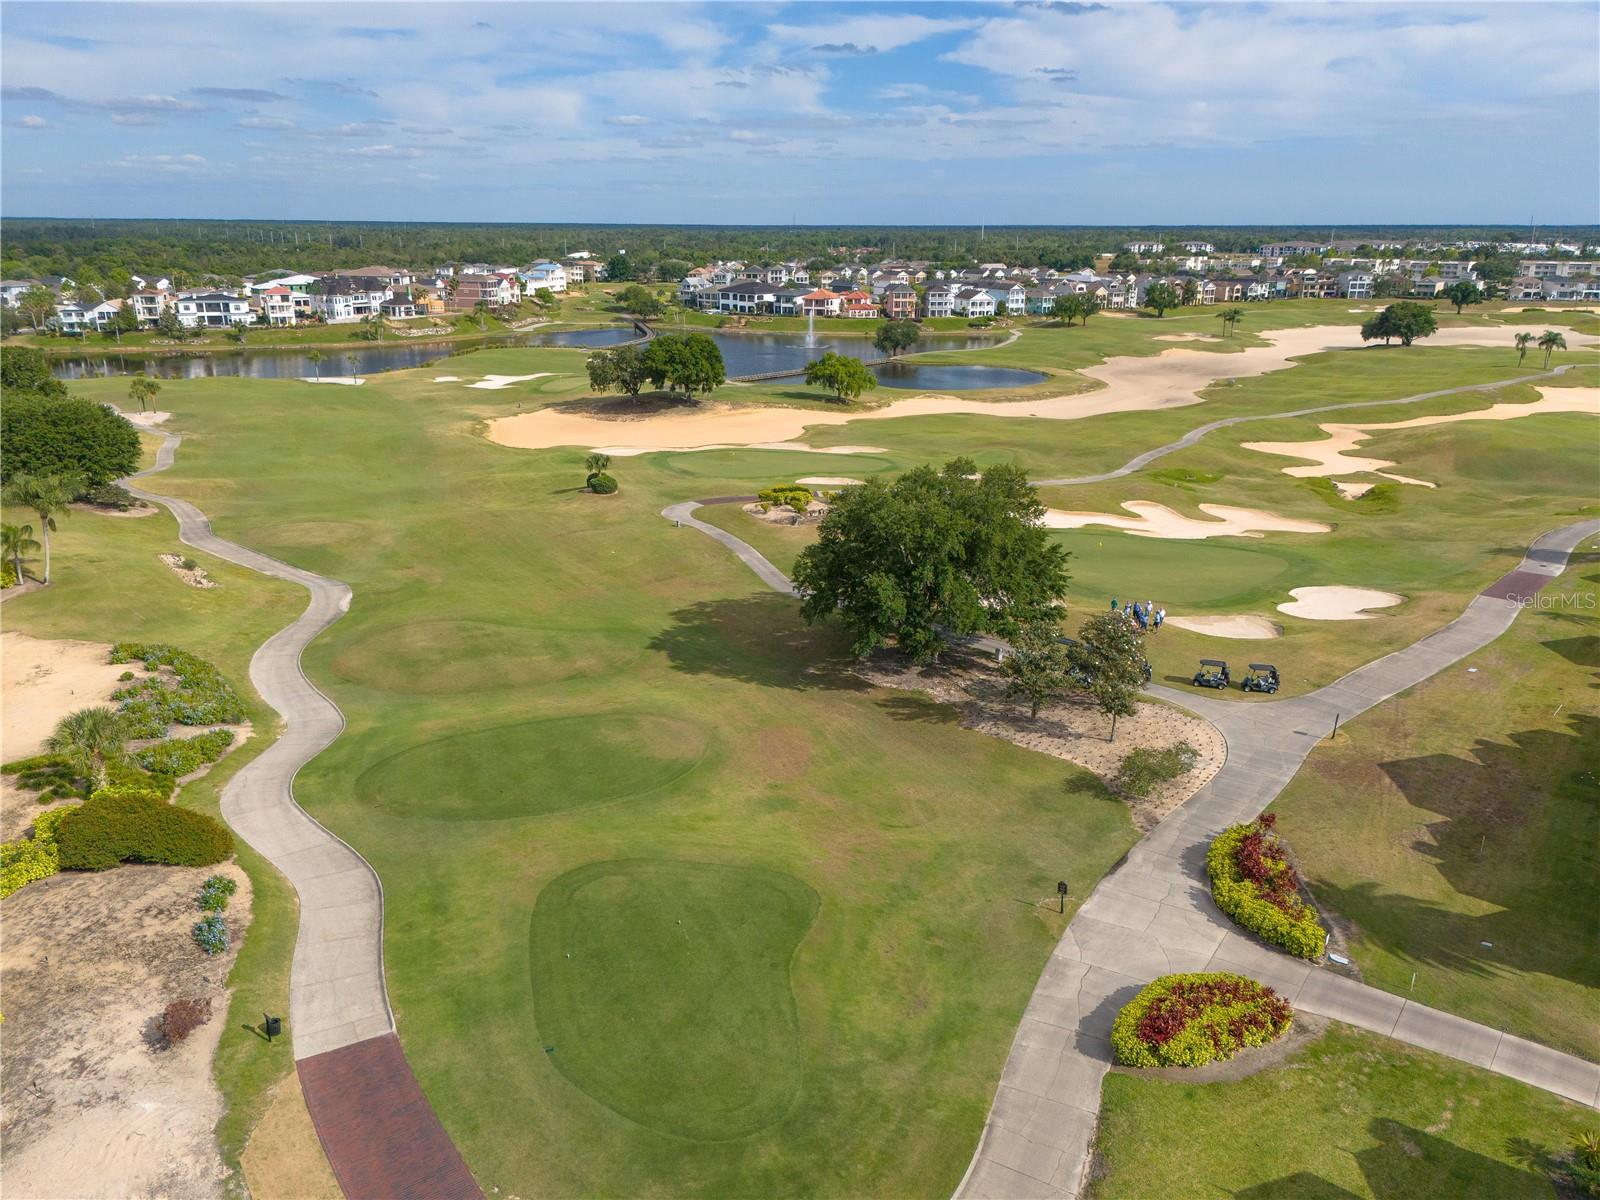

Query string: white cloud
[767,14,977,55]
[239,116,295,130]
[115,152,208,172]
[352,144,423,159]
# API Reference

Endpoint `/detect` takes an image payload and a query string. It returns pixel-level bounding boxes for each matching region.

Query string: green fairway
[530,858,818,1141]
[1272,557,1600,1058]
[1091,1022,1597,1200]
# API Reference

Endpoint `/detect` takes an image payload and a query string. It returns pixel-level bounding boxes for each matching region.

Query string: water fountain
[805,308,816,347]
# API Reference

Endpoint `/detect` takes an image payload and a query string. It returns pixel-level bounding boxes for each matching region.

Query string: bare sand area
[854,649,1224,831]
[1,860,251,1200]
[240,1074,342,1200]
[1041,501,1331,540]
[123,410,173,427]
[1278,586,1404,620]
[1243,385,1600,486]
[2,632,132,761]
[484,322,1595,454]
[1164,614,1284,639]
[466,372,555,390]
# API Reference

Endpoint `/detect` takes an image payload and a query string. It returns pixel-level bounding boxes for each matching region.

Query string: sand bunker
[1153,333,1220,342]
[301,376,366,385]
[466,373,555,390]
[485,322,1593,454]
[1164,614,1283,639]
[1277,586,1404,620]
[2,632,131,760]
[795,476,864,486]
[1333,481,1375,500]
[121,410,172,427]
[432,375,462,382]
[1041,501,1331,540]
[1243,385,1600,487]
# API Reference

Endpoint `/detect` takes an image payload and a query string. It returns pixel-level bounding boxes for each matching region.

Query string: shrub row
[134,729,235,780]
[757,485,813,513]
[109,642,246,737]
[0,807,74,898]
[1111,972,1293,1068]
[55,789,234,871]
[1207,815,1326,959]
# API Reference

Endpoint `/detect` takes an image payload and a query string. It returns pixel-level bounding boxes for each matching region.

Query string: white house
[308,277,390,321]
[952,287,997,317]
[520,260,568,293]
[129,290,173,325]
[53,300,123,334]
[712,281,778,313]
[923,287,955,318]
[176,292,253,328]
[1,279,41,307]
[250,286,296,326]
[1337,271,1375,300]
[129,272,174,292]
[1124,240,1165,255]
[981,282,1028,313]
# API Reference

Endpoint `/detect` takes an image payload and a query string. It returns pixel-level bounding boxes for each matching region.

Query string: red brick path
[1481,568,1554,601]
[299,1034,482,1200]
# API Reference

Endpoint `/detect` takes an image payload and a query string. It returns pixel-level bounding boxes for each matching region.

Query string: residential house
[561,258,601,283]
[840,291,878,319]
[1337,271,1375,300]
[331,266,413,288]
[880,282,918,320]
[1435,261,1477,282]
[1540,276,1600,302]
[1180,241,1215,254]
[768,287,810,316]
[1520,259,1599,279]
[1506,275,1544,301]
[175,292,253,328]
[951,287,997,317]
[446,273,515,311]
[53,299,124,334]
[519,260,568,293]
[1259,241,1330,258]
[1211,280,1246,303]
[923,287,955,318]
[250,286,296,326]
[380,292,419,319]
[309,277,391,321]
[1124,240,1165,255]
[798,288,842,317]
[712,280,778,313]
[129,289,173,325]
[980,281,1027,313]
[1,279,42,306]
[129,272,174,292]
[678,276,715,308]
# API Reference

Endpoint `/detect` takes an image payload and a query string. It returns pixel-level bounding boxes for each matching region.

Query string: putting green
[530,859,818,1140]
[1047,529,1301,607]
[356,713,709,820]
[332,618,645,695]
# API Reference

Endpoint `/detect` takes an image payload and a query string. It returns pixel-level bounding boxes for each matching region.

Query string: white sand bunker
[122,410,172,427]
[597,440,889,459]
[1041,501,1331,540]
[433,375,461,382]
[1164,614,1283,639]
[795,476,863,486]
[301,376,365,385]
[1277,586,1404,620]
[1153,333,1220,342]
[466,373,555,390]
[1243,386,1600,488]
[1333,481,1375,500]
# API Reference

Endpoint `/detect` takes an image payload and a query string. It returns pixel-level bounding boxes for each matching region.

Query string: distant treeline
[4,219,1596,288]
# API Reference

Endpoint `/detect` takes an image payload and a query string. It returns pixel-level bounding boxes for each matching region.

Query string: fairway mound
[855,647,1223,831]
[1041,501,1331,540]
[356,712,709,820]
[1164,614,1283,639]
[530,859,817,1140]
[1278,586,1403,620]
[1241,385,1600,487]
[466,373,556,390]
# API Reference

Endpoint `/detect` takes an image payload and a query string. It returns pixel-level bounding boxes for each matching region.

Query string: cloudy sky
[2,1,1596,224]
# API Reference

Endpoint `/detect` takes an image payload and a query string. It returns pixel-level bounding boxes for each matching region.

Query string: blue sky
[2,1,1597,224]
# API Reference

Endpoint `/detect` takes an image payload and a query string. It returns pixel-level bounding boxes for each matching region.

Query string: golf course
[4,297,1596,1198]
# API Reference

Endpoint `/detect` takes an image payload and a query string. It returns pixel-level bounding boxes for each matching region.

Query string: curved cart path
[660,498,1600,1198]
[126,431,480,1200]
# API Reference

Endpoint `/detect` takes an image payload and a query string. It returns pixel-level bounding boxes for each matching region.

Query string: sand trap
[1277,586,1404,620]
[1153,333,1220,342]
[432,375,461,382]
[1243,385,1600,487]
[486,323,1594,454]
[1333,481,1376,500]
[466,373,555,390]
[795,476,864,486]
[121,410,172,427]
[1041,501,1331,540]
[301,376,365,385]
[1165,614,1283,639]
[2,632,130,760]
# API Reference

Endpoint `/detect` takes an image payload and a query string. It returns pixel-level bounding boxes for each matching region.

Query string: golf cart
[1240,663,1280,694]
[1192,659,1231,689]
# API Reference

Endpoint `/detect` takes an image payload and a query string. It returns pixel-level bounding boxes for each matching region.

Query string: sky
[2,1,1597,225]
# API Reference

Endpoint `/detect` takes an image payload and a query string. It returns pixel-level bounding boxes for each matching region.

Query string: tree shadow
[873,692,960,725]
[1542,635,1599,669]
[1311,713,1599,988]
[647,594,871,693]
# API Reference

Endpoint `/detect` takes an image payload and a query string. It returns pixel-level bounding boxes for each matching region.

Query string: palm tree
[307,349,324,380]
[1216,306,1246,337]
[129,376,161,413]
[346,352,360,382]
[1,472,80,584]
[585,452,612,476]
[1514,331,1535,366]
[1538,329,1567,368]
[2,522,41,583]
[46,706,127,792]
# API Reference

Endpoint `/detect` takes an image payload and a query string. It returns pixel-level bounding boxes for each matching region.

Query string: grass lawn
[0,490,308,1175]
[1090,1022,1598,1199]
[1271,557,1600,1058]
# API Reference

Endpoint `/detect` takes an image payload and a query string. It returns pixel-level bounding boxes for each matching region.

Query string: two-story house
[176,292,253,328]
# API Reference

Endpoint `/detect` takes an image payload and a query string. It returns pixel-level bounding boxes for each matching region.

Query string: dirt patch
[853,648,1224,830]
[2,632,132,760]
[240,1073,342,1200]
[1109,1012,1329,1084]
[0,860,252,1200]
[161,553,219,589]
[72,501,157,519]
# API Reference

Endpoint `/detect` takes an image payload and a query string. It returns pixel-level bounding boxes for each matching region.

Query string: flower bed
[1207,814,1326,959]
[1111,972,1293,1067]
[109,642,246,738]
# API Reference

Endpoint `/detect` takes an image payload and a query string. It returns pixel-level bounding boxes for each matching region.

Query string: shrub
[588,472,618,495]
[1114,742,1200,798]
[108,643,246,736]
[198,874,237,912]
[84,482,137,511]
[0,394,140,487]
[192,914,228,955]
[1207,816,1326,958]
[2,751,86,799]
[158,996,213,1046]
[55,792,234,871]
[119,670,135,682]
[1111,972,1293,1068]
[757,486,813,513]
[134,730,235,779]
[1,561,14,589]
[0,806,74,898]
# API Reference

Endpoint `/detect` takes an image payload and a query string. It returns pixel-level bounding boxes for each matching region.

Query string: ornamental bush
[198,873,237,912]
[108,643,246,736]
[55,792,233,871]
[757,486,813,513]
[588,472,618,495]
[1111,972,1292,1068]
[134,729,235,779]
[0,806,74,898]
[1114,742,1200,798]
[2,751,85,799]
[192,913,228,955]
[1207,815,1326,958]
[158,996,213,1046]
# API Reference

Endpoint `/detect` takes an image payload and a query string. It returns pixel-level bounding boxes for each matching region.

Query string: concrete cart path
[126,431,482,1199]
[659,495,1600,1198]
